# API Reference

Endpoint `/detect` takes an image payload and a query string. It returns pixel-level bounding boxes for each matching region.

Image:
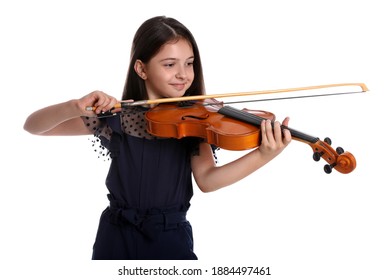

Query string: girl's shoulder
[81,106,155,139]
[120,106,157,139]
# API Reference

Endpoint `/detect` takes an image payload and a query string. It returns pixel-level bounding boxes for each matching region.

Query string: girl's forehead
[156,39,193,57]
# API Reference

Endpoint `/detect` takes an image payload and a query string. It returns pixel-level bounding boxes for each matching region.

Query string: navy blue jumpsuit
[83,106,200,260]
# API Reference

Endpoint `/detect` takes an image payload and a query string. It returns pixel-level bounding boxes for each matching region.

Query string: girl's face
[141,39,195,100]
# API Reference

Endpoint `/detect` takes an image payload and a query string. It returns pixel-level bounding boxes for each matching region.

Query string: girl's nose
[175,66,187,79]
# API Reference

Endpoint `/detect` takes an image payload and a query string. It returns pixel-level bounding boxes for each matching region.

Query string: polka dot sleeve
[81,116,111,139]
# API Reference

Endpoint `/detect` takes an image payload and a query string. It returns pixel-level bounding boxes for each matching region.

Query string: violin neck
[219,106,319,144]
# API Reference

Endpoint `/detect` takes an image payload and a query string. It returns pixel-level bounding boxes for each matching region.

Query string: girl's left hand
[258,117,292,159]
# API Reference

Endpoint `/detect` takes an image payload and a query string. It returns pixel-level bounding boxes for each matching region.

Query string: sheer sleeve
[81,116,112,140]
[81,116,113,160]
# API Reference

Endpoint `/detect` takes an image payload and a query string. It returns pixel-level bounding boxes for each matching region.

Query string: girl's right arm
[23,91,118,136]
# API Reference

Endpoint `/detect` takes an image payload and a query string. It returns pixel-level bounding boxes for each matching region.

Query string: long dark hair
[122,16,205,101]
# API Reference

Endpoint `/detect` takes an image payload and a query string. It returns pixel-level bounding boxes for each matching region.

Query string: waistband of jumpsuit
[106,194,188,240]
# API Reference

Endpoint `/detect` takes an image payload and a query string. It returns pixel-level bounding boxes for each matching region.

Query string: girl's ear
[134,60,147,80]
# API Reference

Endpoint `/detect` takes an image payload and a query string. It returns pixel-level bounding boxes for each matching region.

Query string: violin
[145,99,356,174]
[86,83,366,174]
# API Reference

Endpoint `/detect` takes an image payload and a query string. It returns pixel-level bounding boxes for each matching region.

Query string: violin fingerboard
[218,106,265,126]
[218,106,319,144]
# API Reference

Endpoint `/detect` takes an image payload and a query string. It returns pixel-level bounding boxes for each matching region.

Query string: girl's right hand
[78,90,119,116]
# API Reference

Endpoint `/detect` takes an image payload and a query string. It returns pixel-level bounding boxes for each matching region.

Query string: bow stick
[85,82,368,111]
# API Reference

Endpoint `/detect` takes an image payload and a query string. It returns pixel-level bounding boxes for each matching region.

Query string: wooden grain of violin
[145,99,356,174]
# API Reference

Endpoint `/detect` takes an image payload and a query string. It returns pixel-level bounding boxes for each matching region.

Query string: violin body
[146,99,275,151]
[145,99,356,174]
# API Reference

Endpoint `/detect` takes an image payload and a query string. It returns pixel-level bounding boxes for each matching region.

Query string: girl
[24,16,291,260]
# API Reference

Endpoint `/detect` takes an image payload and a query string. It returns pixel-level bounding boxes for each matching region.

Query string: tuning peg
[336,147,344,154]
[324,163,334,174]
[324,137,332,145]
[313,151,323,161]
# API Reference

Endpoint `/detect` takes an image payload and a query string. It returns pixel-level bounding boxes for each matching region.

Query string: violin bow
[85,82,368,111]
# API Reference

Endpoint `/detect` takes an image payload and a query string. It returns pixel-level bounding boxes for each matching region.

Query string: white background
[1,0,388,279]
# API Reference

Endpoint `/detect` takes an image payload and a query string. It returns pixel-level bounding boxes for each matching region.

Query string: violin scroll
[309,137,356,174]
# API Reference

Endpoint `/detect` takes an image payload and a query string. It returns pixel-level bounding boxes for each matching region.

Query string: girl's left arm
[191,118,291,192]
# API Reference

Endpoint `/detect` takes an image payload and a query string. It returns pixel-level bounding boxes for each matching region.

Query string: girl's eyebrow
[159,56,194,62]
[159,58,177,62]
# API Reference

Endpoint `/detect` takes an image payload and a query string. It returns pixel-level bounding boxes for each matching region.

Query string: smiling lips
[171,83,186,91]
